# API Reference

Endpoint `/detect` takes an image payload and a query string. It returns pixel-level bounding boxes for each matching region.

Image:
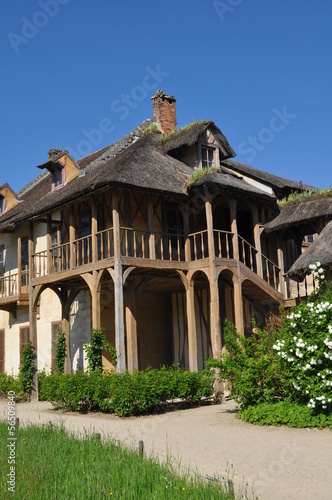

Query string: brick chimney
[151,90,177,134]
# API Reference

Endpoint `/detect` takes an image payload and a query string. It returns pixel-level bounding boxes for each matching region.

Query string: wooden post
[17,233,22,295]
[233,276,244,335]
[277,239,285,295]
[91,285,101,330]
[183,204,191,262]
[229,199,239,261]
[147,194,156,260]
[62,313,71,373]
[29,285,38,400]
[186,284,198,371]
[47,214,52,275]
[125,279,138,373]
[69,209,75,269]
[91,197,98,264]
[252,206,263,277]
[205,192,222,359]
[112,189,126,372]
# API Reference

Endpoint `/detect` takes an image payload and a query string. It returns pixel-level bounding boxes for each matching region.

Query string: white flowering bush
[273,262,332,414]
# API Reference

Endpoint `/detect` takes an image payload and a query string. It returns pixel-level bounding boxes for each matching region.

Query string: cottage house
[0,90,324,377]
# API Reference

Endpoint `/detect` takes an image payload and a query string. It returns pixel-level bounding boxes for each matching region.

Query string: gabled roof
[264,196,332,234]
[162,121,236,159]
[221,159,313,198]
[288,221,332,280]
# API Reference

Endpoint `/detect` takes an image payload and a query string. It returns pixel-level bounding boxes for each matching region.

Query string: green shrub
[206,319,285,408]
[55,330,67,374]
[39,366,214,416]
[0,372,22,398]
[239,401,332,429]
[19,341,36,395]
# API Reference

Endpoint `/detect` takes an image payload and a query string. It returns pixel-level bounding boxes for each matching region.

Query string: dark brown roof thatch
[163,121,236,159]
[221,159,313,199]
[288,221,332,280]
[264,197,332,234]
[0,126,192,231]
[189,171,276,203]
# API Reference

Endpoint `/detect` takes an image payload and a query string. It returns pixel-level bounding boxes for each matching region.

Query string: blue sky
[1,0,331,193]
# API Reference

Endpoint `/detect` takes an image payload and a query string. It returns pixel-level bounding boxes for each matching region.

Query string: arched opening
[218,269,235,346]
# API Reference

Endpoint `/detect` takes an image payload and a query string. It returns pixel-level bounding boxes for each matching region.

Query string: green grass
[0,421,237,499]
[189,166,220,185]
[161,120,208,140]
[279,186,332,206]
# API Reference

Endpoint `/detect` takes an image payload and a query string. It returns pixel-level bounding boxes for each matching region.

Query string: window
[201,147,214,168]
[21,237,29,287]
[52,167,64,189]
[0,195,5,214]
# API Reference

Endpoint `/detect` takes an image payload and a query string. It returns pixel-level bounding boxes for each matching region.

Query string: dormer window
[52,166,64,190]
[0,195,5,215]
[201,146,214,168]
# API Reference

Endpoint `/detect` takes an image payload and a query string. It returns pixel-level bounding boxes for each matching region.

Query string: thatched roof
[288,221,332,281]
[221,159,313,199]
[264,196,332,234]
[163,121,236,159]
[189,171,277,203]
[0,123,193,231]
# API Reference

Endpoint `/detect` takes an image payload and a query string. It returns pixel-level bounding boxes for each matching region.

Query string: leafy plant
[55,330,67,374]
[84,328,117,371]
[0,372,23,398]
[19,341,36,395]
[161,119,208,140]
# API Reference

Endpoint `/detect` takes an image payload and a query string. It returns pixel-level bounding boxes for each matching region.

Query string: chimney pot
[48,148,63,160]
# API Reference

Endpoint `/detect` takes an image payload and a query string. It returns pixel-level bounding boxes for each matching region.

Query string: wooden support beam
[69,210,75,270]
[17,232,22,296]
[277,241,285,295]
[233,276,244,335]
[252,206,263,278]
[91,197,98,264]
[205,192,222,359]
[114,260,126,372]
[91,285,101,330]
[229,199,239,261]
[147,194,156,260]
[62,314,71,373]
[29,284,38,400]
[186,284,198,371]
[125,279,138,373]
[47,214,53,275]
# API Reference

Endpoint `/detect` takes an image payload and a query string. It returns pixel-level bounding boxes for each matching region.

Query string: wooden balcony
[31,227,283,294]
[0,272,29,315]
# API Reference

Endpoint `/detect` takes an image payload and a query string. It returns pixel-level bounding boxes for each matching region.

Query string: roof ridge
[83,119,154,173]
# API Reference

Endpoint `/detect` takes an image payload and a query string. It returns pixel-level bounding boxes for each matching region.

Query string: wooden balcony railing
[214,230,233,259]
[30,227,283,294]
[284,274,316,301]
[155,232,186,262]
[0,274,18,298]
[97,228,114,260]
[189,230,208,261]
[120,227,150,259]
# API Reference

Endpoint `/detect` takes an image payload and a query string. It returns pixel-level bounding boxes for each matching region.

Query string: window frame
[0,194,5,215]
[52,166,65,190]
[201,145,215,168]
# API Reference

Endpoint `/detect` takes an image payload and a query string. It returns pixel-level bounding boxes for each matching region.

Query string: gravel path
[1,398,331,499]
